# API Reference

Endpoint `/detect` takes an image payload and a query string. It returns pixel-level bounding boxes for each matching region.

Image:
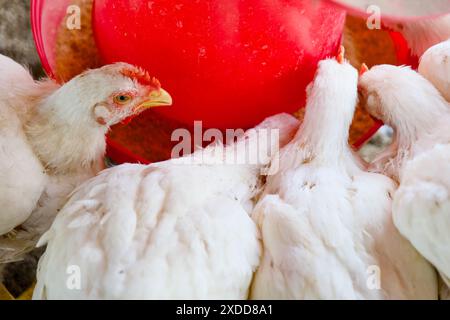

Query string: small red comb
[337,46,345,64]
[360,63,369,76]
[121,67,161,88]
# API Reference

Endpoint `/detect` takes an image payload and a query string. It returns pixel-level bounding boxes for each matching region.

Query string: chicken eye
[114,94,132,105]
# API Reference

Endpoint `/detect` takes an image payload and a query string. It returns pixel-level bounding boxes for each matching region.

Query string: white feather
[393,144,450,284]
[360,63,450,298]
[0,55,47,235]
[33,114,300,300]
[251,58,437,300]
[419,39,450,101]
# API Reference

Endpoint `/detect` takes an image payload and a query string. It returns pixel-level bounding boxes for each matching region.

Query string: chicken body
[0,93,46,235]
[250,58,437,300]
[32,114,299,300]
[359,64,450,298]
[393,144,450,287]
[419,39,450,101]
[0,55,172,263]
[0,54,49,237]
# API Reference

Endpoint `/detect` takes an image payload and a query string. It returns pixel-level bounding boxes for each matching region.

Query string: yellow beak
[139,88,173,109]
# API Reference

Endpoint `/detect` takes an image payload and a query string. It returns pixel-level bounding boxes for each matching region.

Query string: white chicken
[250,51,438,300]
[32,113,300,300]
[0,55,172,264]
[418,39,450,101]
[0,54,47,236]
[359,64,450,297]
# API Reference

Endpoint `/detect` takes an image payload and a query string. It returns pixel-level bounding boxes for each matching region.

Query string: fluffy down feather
[393,144,450,286]
[250,57,437,300]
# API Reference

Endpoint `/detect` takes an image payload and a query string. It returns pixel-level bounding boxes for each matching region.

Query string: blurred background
[0,0,43,77]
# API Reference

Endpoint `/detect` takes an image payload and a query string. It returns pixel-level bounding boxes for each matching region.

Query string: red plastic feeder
[31,0,436,164]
